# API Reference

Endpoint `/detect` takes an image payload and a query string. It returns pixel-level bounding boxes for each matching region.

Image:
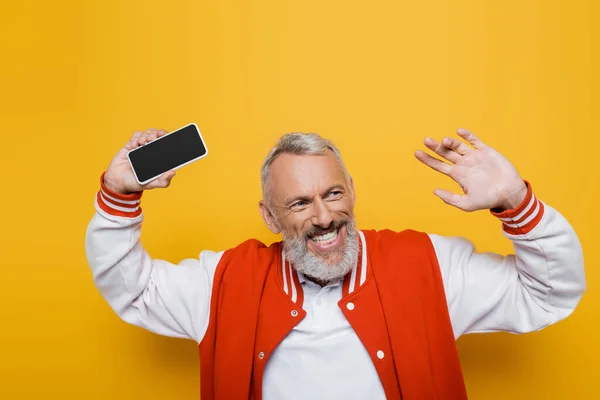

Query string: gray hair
[260,133,349,206]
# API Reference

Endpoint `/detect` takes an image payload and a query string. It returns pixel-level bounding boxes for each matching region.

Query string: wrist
[496,181,528,211]
[103,172,130,196]
[97,172,143,218]
[490,180,545,235]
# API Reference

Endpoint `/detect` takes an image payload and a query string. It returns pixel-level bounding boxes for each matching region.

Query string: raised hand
[414,128,528,212]
[104,128,177,195]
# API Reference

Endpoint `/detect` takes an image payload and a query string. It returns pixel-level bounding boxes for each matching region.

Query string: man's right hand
[104,128,177,195]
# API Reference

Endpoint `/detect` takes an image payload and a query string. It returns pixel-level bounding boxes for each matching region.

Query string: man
[86,127,585,399]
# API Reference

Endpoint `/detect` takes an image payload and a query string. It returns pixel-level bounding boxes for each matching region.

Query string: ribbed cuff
[96,172,143,218]
[490,181,544,235]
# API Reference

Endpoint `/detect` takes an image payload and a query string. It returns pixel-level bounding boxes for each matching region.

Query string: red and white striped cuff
[96,172,143,218]
[491,181,545,235]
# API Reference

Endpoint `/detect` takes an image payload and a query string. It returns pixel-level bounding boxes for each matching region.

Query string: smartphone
[127,123,208,185]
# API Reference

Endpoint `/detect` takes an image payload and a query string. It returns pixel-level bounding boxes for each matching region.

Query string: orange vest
[199,229,468,399]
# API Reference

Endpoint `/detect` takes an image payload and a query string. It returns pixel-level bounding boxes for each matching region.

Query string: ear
[258,200,281,234]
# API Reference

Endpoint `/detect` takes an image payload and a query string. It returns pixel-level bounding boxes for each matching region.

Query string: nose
[311,197,334,228]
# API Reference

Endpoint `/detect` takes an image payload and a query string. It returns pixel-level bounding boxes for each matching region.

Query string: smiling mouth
[309,228,339,245]
[306,221,347,251]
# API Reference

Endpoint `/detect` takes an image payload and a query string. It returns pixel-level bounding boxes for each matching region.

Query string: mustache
[304,219,349,239]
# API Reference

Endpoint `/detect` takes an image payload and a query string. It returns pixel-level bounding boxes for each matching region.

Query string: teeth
[312,229,338,243]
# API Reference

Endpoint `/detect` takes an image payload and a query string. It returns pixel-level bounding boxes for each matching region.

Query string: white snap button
[291,310,298,317]
[258,351,265,359]
[377,350,384,359]
[316,298,322,306]
[346,302,355,310]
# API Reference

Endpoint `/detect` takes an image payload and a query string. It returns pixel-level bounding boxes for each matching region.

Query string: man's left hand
[414,128,528,212]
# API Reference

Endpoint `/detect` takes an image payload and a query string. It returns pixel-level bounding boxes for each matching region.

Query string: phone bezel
[126,123,209,186]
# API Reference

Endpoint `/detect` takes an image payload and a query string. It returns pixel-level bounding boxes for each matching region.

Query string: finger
[457,128,485,149]
[146,130,159,143]
[433,189,474,212]
[143,128,160,143]
[161,170,176,187]
[156,129,169,138]
[441,137,472,156]
[125,131,142,150]
[137,132,148,147]
[415,150,452,175]
[424,137,461,164]
[147,170,176,189]
[131,131,142,140]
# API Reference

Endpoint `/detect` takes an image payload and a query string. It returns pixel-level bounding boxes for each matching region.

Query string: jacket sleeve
[428,182,586,339]
[84,174,223,343]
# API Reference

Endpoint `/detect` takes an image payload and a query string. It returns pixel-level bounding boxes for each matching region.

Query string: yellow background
[1,0,598,398]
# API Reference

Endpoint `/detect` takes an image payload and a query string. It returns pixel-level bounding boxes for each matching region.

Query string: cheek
[280,215,312,237]
[331,199,355,216]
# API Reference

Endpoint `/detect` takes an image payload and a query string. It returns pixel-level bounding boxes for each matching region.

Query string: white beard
[283,219,359,283]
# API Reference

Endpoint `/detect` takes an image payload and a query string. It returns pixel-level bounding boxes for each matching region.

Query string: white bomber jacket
[85,176,586,343]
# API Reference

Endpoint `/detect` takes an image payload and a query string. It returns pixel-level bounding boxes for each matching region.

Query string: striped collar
[279,230,369,304]
[342,230,368,297]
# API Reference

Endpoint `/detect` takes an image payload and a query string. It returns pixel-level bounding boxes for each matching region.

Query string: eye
[290,200,308,210]
[326,191,343,200]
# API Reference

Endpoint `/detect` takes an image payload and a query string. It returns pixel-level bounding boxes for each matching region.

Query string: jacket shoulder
[217,238,281,275]
[361,228,431,246]
[361,228,439,275]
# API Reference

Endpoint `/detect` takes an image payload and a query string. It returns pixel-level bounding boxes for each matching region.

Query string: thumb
[433,189,473,211]
[147,170,176,189]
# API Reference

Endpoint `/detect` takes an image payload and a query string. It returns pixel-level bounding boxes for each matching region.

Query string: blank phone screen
[128,124,207,183]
